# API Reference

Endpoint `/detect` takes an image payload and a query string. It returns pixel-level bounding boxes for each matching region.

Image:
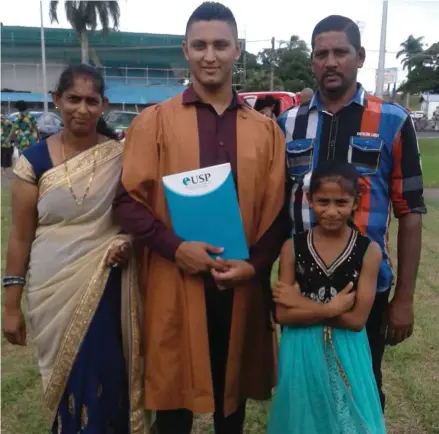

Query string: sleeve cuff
[394,206,427,218]
[156,233,185,262]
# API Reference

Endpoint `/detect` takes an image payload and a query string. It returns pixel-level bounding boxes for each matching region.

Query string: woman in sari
[2,65,147,434]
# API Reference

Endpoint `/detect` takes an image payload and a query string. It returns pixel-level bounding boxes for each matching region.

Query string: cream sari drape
[14,140,148,433]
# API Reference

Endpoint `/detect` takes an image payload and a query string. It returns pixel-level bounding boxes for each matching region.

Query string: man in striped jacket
[278,15,426,409]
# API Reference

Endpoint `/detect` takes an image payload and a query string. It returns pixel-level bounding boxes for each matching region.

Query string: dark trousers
[155,281,246,434]
[365,290,390,410]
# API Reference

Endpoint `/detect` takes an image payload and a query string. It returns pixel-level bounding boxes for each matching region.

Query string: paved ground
[417,131,439,139]
[424,188,439,199]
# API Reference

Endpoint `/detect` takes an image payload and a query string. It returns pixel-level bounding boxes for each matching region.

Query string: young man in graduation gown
[113,2,289,433]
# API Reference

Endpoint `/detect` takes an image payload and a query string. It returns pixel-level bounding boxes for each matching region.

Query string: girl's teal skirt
[267,325,386,434]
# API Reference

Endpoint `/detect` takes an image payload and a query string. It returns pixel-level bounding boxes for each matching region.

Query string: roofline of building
[1,24,186,41]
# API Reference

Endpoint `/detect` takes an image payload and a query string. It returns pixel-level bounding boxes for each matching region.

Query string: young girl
[268,161,386,434]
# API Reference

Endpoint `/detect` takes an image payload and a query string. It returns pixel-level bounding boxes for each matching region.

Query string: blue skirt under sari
[267,325,386,434]
[51,268,129,434]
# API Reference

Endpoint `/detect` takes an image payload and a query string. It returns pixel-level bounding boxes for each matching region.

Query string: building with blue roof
[1,25,196,112]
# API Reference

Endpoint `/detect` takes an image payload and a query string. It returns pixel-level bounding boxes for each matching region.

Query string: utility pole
[243,27,247,89]
[270,37,275,91]
[40,0,49,112]
[375,0,388,98]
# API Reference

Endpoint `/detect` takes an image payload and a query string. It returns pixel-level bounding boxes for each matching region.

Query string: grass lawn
[419,138,439,188]
[1,139,439,433]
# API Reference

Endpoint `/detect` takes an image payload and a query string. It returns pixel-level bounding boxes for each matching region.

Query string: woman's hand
[2,306,26,346]
[272,281,303,307]
[106,242,132,268]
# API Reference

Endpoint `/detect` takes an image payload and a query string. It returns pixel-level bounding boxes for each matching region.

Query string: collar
[182,85,243,110]
[309,83,367,111]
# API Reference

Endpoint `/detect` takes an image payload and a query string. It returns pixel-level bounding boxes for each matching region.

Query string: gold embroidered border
[13,155,36,184]
[43,238,127,425]
[323,326,371,434]
[126,258,148,433]
[38,140,123,200]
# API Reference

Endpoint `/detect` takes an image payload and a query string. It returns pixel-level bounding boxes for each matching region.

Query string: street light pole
[375,0,388,98]
[270,37,275,91]
[40,0,49,112]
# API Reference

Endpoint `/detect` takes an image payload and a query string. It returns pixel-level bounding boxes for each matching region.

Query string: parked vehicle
[105,111,139,140]
[8,111,63,140]
[238,91,298,116]
[409,111,425,120]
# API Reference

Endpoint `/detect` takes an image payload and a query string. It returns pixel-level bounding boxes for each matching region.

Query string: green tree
[396,35,424,73]
[49,0,120,64]
[277,36,314,91]
[243,35,314,92]
[399,40,439,94]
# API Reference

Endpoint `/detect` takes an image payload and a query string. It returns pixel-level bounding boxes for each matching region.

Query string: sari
[13,140,149,433]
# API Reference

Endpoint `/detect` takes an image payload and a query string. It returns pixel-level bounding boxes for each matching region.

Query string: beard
[319,72,356,101]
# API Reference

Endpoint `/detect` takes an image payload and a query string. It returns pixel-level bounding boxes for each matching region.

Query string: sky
[1,0,438,91]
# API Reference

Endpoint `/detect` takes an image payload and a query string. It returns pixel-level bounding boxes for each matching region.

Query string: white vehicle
[409,111,425,120]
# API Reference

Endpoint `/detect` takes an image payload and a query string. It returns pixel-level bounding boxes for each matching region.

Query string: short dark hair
[311,15,361,51]
[15,100,28,112]
[309,160,359,198]
[185,2,238,39]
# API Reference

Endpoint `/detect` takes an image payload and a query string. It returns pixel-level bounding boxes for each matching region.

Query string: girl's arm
[274,240,349,325]
[328,242,382,332]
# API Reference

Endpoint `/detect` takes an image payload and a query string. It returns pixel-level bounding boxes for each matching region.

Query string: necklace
[62,139,98,207]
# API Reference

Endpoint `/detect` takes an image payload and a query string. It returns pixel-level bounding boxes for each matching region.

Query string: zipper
[327,114,339,160]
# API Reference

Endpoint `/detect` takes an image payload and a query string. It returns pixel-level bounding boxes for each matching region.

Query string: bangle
[2,276,26,287]
[3,281,25,288]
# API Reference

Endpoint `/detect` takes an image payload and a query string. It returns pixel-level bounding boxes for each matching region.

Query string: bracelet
[2,276,26,287]
[3,281,26,288]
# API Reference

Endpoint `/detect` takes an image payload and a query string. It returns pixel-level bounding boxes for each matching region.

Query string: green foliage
[397,35,439,94]
[243,35,315,92]
[49,1,120,35]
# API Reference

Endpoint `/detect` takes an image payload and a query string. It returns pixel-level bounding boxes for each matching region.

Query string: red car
[238,91,298,117]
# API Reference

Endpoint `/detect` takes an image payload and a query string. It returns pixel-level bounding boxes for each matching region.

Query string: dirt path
[424,188,439,199]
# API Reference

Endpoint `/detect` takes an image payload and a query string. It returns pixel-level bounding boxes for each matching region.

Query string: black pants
[155,280,246,434]
[365,290,390,410]
[1,147,13,168]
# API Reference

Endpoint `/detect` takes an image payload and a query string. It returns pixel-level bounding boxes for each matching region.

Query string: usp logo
[182,172,211,187]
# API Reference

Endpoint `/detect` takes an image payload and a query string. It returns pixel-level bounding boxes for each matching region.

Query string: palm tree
[49,1,120,64]
[396,35,424,73]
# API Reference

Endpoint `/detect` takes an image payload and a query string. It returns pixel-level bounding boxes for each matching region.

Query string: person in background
[8,100,40,153]
[2,64,147,434]
[277,15,426,410]
[269,161,386,434]
[113,2,289,433]
[1,113,14,171]
[256,95,280,120]
[297,87,314,105]
[433,106,439,131]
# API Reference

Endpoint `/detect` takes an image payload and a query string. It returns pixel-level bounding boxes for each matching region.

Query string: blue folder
[162,163,249,260]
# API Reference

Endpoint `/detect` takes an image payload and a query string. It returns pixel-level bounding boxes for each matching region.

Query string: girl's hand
[272,281,303,307]
[106,242,131,268]
[328,282,355,316]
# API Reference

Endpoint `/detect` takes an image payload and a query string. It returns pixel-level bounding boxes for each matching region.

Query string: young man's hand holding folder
[211,258,256,289]
[175,242,256,290]
[163,163,252,290]
[175,241,226,274]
